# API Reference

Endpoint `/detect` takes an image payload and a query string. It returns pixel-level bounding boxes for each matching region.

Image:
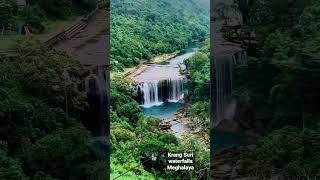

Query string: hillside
[110,0,210,70]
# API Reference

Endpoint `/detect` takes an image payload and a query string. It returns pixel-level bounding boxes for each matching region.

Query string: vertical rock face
[214,55,233,126]
[138,78,185,108]
[131,49,197,108]
[214,51,247,127]
[211,146,258,180]
[85,65,109,136]
[211,0,248,127]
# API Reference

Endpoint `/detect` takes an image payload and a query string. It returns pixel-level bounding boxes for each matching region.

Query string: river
[127,41,244,147]
[131,48,198,138]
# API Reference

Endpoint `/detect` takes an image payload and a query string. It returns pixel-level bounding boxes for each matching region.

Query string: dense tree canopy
[0,39,106,179]
[185,40,210,102]
[110,1,210,177]
[232,0,320,177]
[182,40,211,138]
[110,73,210,179]
[110,0,209,71]
[0,1,14,32]
[235,0,320,129]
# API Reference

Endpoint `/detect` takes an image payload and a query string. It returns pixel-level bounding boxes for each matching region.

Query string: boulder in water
[159,121,171,130]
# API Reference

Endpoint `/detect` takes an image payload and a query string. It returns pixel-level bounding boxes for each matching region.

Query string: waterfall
[139,80,162,108]
[167,79,184,102]
[138,78,185,108]
[214,50,247,126]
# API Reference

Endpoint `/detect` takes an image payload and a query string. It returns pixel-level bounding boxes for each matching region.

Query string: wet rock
[247,145,256,151]
[236,146,246,152]
[211,145,260,180]
[216,119,242,133]
[217,164,232,173]
[231,159,245,178]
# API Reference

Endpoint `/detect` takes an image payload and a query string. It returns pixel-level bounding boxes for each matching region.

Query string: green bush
[110,0,209,69]
[39,0,72,18]
[0,1,14,32]
[72,0,98,13]
[185,41,210,102]
[17,5,46,33]
[249,126,320,177]
[187,101,210,130]
[0,149,27,180]
[0,39,106,179]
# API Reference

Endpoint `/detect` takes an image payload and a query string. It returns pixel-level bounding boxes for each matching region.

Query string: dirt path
[58,7,109,66]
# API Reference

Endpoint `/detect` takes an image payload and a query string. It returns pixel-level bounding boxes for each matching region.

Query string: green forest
[230,0,320,178]
[110,75,210,179]
[110,42,211,179]
[0,40,107,179]
[0,0,212,179]
[110,0,209,71]
[0,0,97,34]
[0,1,109,180]
[110,0,210,179]
[185,40,210,133]
[1,0,319,179]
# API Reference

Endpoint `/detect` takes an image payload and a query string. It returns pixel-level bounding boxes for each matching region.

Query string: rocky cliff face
[211,145,258,180]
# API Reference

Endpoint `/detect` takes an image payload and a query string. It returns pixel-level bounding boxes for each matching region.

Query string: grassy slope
[0,16,78,51]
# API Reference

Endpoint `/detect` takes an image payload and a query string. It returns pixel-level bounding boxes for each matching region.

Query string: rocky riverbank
[173,106,262,179]
[150,51,179,64]
[211,145,258,180]
[173,107,210,143]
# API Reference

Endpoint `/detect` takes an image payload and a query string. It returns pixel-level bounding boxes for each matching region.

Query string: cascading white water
[133,48,196,109]
[167,78,184,102]
[139,80,162,108]
[139,78,185,107]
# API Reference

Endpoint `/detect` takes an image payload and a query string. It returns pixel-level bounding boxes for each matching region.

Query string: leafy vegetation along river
[110,0,211,179]
[133,47,197,139]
